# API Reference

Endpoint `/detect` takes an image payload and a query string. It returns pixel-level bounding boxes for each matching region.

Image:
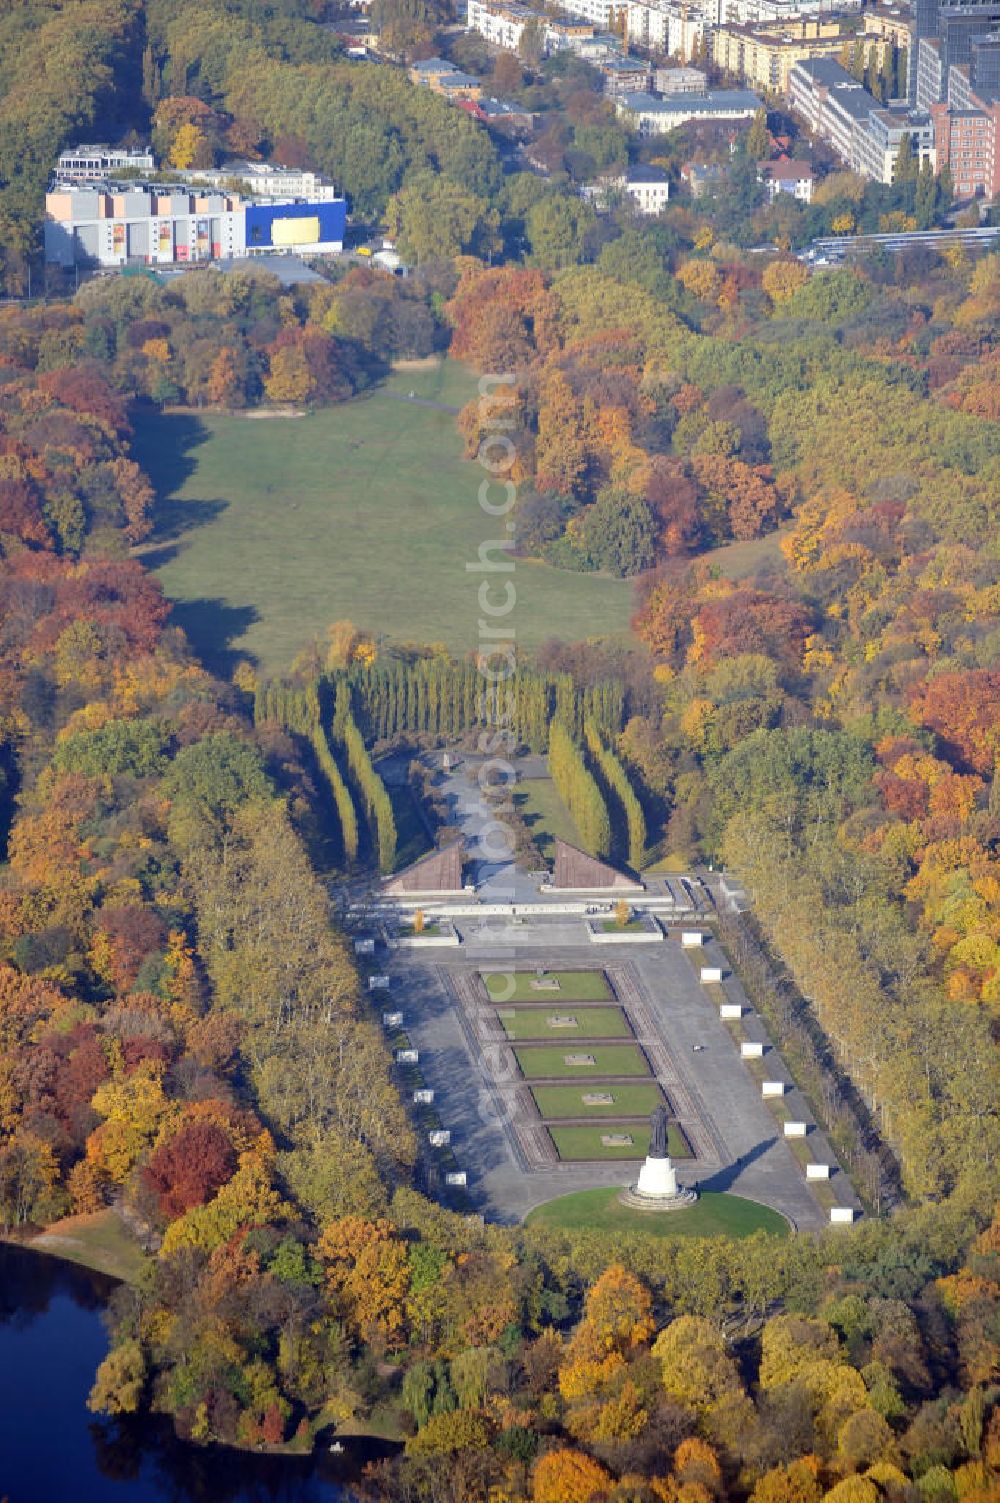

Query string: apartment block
[789,56,934,180]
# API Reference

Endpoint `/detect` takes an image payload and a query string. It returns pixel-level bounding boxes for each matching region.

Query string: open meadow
[132,360,634,675]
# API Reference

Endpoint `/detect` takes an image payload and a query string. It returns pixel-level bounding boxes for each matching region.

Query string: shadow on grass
[130,409,223,541]
[168,599,259,678]
[149,495,229,544]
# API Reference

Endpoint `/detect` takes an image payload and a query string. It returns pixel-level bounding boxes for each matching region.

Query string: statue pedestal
[620,1154,698,1213]
[636,1155,678,1197]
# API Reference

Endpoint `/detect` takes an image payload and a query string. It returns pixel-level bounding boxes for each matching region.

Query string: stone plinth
[806,1162,831,1180]
[620,1153,698,1212]
[783,1121,807,1138]
[762,1080,786,1097]
[700,966,723,983]
[720,1003,743,1019]
[741,1041,764,1058]
[830,1207,856,1224]
[681,931,704,947]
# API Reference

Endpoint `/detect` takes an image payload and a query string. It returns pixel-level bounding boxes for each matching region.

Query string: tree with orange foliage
[317,1215,411,1348]
[532,1446,613,1503]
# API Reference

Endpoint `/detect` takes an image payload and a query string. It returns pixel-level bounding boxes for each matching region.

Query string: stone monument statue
[649,1104,669,1159]
[621,1103,697,1212]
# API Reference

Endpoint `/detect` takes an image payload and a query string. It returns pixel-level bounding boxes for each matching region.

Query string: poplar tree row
[254,680,359,863]
[549,719,612,860]
[327,661,625,750]
[584,721,647,872]
[339,690,397,875]
[311,724,359,863]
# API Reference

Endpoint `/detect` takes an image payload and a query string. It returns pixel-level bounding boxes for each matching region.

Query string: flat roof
[621,87,760,111]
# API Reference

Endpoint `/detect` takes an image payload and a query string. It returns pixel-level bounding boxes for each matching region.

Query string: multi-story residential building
[932,96,1000,193]
[465,0,533,48]
[556,0,621,26]
[457,94,537,131]
[408,55,459,85]
[711,17,865,95]
[621,163,673,208]
[624,0,704,58]
[757,155,816,197]
[916,34,947,105]
[616,84,761,130]
[466,0,598,55]
[867,5,913,44]
[681,158,729,192]
[55,145,156,180]
[789,56,935,180]
[714,0,859,27]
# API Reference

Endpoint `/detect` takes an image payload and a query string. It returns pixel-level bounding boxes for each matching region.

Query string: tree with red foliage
[0,476,51,548]
[645,456,702,556]
[97,905,167,993]
[142,1121,237,1220]
[693,588,812,667]
[908,670,1000,773]
[35,366,129,436]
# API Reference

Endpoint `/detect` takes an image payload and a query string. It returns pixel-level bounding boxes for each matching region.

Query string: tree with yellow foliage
[168,121,208,170]
[762,259,809,307]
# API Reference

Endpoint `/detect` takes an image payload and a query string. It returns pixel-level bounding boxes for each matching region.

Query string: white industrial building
[44,154,347,270]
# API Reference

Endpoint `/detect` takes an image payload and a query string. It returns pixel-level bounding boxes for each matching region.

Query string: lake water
[0,1243,393,1503]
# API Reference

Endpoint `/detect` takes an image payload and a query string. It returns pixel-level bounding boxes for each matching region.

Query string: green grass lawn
[25,1209,146,1283]
[531,1082,668,1119]
[497,1005,631,1040]
[548,1122,691,1160]
[513,1043,651,1079]
[525,1187,790,1239]
[599,917,648,933]
[514,779,582,861]
[484,970,612,1002]
[132,359,634,675]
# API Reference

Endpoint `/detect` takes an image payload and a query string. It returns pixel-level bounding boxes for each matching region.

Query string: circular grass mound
[524,1187,790,1240]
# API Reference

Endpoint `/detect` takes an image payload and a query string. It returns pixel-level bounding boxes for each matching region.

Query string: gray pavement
[386,932,833,1229]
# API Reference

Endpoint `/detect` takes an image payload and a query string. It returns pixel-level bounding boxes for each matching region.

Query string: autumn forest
[1,0,1000,1495]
